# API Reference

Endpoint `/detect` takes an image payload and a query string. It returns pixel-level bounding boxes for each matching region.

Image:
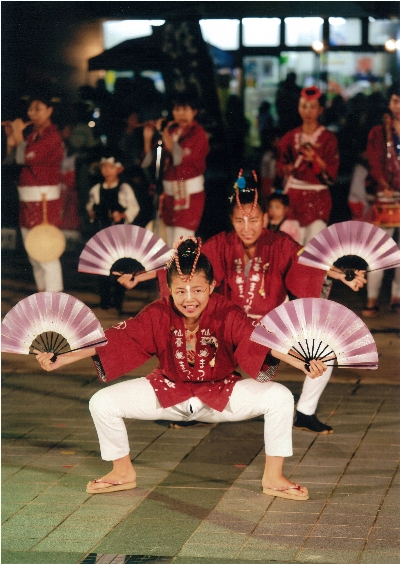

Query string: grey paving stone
[310,524,371,539]
[296,548,361,563]
[360,551,400,563]
[1,551,82,564]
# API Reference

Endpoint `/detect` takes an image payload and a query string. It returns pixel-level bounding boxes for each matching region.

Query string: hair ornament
[300,86,322,101]
[233,169,259,218]
[168,236,203,282]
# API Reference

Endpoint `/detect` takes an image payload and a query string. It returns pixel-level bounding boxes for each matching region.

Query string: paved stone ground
[1,247,400,564]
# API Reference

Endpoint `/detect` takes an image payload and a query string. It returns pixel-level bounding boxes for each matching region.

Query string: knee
[269,383,294,414]
[89,388,113,418]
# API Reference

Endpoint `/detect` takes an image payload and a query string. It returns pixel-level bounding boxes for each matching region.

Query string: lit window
[368,19,400,45]
[103,20,165,49]
[242,18,281,47]
[329,18,362,46]
[199,19,240,50]
[284,17,323,46]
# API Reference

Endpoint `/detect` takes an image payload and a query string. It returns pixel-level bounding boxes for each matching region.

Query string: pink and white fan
[78,225,171,277]
[251,298,378,370]
[298,221,400,280]
[1,292,107,360]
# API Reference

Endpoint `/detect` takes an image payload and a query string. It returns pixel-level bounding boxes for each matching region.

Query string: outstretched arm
[34,347,96,372]
[271,349,327,379]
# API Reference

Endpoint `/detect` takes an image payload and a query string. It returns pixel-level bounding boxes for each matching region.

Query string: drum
[24,224,66,263]
[371,194,400,227]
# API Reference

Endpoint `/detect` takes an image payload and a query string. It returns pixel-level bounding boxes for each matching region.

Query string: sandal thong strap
[93,478,124,486]
[270,483,301,492]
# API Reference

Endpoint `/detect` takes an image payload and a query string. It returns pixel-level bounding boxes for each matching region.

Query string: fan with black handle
[251,298,378,371]
[1,292,107,362]
[78,224,171,279]
[297,221,400,281]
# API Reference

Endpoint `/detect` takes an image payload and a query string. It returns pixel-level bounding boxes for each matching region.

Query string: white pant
[366,227,400,300]
[165,226,196,249]
[296,364,333,416]
[89,377,294,461]
[299,220,327,246]
[21,227,63,292]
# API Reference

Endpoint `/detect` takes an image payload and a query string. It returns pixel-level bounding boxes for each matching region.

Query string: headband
[100,157,123,168]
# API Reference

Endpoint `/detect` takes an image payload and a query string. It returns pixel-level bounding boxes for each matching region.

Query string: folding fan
[1,292,107,360]
[78,225,171,277]
[298,221,400,280]
[251,298,378,370]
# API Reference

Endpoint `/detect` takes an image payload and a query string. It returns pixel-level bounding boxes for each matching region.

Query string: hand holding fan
[1,292,107,361]
[78,225,171,278]
[251,298,378,371]
[297,221,400,281]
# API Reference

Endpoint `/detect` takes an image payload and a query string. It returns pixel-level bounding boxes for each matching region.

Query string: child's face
[170,272,215,323]
[27,100,53,129]
[298,97,323,124]
[231,203,268,248]
[100,162,123,183]
[268,200,287,222]
[172,105,197,128]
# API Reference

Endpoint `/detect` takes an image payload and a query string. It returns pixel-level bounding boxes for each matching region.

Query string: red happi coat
[277,126,339,226]
[161,120,209,230]
[93,293,275,411]
[201,230,326,318]
[19,124,64,228]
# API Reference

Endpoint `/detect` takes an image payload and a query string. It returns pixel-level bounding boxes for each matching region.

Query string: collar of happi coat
[230,230,271,313]
[169,296,219,382]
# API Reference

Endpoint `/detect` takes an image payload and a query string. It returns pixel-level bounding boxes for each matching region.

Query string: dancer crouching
[35,237,327,500]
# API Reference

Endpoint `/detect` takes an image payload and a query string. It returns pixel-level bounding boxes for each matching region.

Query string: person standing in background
[277,86,339,245]
[142,92,209,248]
[3,90,64,292]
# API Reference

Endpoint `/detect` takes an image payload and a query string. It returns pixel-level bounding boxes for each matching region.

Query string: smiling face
[170,272,215,324]
[231,203,268,249]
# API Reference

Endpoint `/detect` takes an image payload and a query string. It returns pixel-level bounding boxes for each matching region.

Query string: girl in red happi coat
[35,237,327,499]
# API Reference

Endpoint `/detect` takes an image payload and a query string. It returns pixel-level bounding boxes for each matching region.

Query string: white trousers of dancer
[20,227,63,292]
[366,227,400,300]
[296,364,333,416]
[89,377,294,461]
[298,220,327,246]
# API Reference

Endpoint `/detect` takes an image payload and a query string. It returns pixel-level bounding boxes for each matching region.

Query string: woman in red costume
[4,91,64,291]
[35,237,327,500]
[362,82,400,317]
[277,86,339,245]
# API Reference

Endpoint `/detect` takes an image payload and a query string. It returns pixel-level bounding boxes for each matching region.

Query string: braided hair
[166,237,214,287]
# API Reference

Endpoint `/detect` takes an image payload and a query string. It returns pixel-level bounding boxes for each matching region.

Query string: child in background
[86,149,140,313]
[267,192,301,244]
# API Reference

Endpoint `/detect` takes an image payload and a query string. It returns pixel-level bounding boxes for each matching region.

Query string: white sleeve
[86,184,100,215]
[118,183,140,223]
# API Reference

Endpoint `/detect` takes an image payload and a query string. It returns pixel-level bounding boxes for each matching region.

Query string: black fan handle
[344,269,355,281]
[304,363,310,372]
[50,354,57,363]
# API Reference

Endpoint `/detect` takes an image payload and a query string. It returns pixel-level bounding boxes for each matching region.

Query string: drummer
[3,89,64,292]
[362,82,400,317]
